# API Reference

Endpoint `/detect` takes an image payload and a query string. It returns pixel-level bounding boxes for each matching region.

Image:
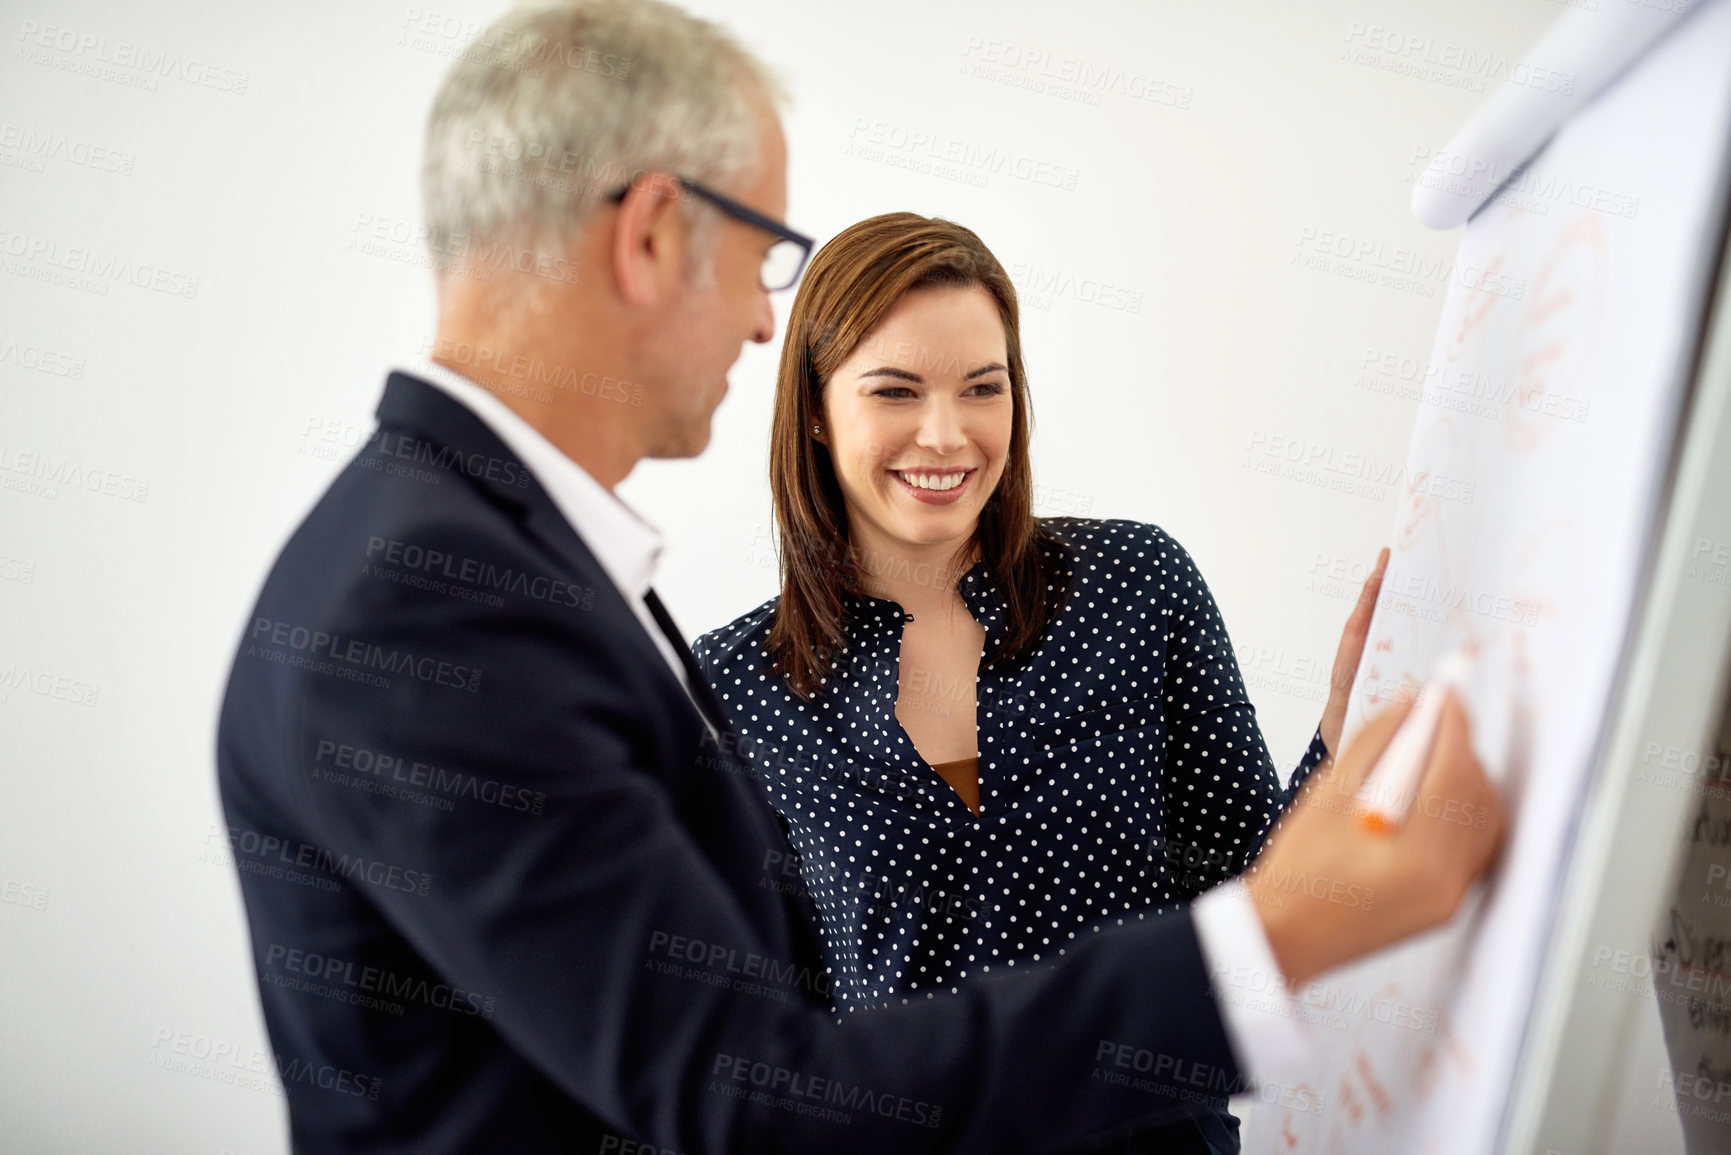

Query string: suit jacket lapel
[373,372,723,735]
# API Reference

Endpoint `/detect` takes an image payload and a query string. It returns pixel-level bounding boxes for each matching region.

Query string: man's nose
[749,287,775,345]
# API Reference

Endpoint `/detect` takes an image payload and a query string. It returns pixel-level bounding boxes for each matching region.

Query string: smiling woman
[692,213,1383,1154]
[758,215,1056,711]
[812,280,1017,776]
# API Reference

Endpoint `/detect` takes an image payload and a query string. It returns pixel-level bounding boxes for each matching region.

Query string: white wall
[0,1,1560,1150]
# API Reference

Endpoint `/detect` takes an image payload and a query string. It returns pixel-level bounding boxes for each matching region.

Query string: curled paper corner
[1409,1,1702,231]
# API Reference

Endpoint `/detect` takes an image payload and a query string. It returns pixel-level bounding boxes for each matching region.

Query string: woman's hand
[1318,547,1389,760]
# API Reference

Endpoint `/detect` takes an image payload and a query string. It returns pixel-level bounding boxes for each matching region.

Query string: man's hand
[1246,690,1506,988]
[1318,547,1388,760]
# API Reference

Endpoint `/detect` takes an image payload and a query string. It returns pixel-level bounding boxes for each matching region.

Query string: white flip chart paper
[1247,3,1731,1151]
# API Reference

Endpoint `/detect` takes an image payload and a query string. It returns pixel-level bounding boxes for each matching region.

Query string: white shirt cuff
[1191,879,1318,1094]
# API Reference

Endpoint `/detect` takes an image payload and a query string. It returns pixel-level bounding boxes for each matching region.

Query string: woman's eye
[872,387,915,399]
[969,381,1007,396]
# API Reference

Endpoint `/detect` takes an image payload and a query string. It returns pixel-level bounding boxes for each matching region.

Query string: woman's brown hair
[766,212,1066,698]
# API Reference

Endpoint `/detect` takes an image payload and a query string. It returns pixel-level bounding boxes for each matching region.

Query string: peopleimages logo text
[247,617,483,693]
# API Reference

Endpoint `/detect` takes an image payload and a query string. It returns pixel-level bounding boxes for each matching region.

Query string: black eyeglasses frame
[606,175,814,291]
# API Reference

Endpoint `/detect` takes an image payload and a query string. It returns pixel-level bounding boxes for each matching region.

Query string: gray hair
[421,0,786,267]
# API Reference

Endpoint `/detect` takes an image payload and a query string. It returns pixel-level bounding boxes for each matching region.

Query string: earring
[812,425,822,436]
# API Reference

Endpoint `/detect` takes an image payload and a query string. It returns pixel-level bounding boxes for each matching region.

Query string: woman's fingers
[1320,547,1392,757]
[1330,548,1388,691]
[1351,547,1390,631]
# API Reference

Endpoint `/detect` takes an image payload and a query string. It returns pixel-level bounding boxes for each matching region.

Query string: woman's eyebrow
[857,362,1008,383]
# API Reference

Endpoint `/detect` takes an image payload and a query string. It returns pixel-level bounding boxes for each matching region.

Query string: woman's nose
[915,401,967,455]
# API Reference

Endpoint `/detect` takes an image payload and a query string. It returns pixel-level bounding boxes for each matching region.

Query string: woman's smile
[888,466,975,504]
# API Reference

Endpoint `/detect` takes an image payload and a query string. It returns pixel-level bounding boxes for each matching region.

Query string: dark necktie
[642,588,729,735]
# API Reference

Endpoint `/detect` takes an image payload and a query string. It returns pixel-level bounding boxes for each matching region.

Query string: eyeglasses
[606,176,814,292]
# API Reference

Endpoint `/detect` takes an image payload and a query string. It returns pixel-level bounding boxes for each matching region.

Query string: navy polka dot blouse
[693,517,1328,1013]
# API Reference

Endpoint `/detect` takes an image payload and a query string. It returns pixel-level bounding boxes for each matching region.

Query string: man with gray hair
[217,1,1503,1151]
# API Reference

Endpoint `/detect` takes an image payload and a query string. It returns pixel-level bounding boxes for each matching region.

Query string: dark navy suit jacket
[216,372,1244,1153]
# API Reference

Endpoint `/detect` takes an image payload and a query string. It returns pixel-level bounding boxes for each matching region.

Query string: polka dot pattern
[693,518,1328,1012]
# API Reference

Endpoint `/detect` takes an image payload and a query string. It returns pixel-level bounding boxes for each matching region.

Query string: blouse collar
[838,556,1007,655]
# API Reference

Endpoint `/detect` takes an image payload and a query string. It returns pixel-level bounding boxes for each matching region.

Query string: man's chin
[644,425,713,460]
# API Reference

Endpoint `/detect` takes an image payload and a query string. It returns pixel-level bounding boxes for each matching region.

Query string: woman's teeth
[895,470,967,492]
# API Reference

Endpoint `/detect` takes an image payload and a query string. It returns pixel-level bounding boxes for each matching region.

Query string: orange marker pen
[1354,649,1474,835]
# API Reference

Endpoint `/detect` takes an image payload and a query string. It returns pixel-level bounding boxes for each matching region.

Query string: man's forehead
[756,108,790,212]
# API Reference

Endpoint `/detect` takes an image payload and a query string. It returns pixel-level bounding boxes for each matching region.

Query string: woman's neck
[850,529,978,618]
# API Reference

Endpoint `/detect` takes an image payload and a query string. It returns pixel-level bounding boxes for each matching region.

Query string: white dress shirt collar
[404,359,716,739]
[408,359,663,604]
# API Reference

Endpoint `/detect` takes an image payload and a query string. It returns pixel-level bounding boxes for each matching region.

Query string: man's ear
[612,172,687,309]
